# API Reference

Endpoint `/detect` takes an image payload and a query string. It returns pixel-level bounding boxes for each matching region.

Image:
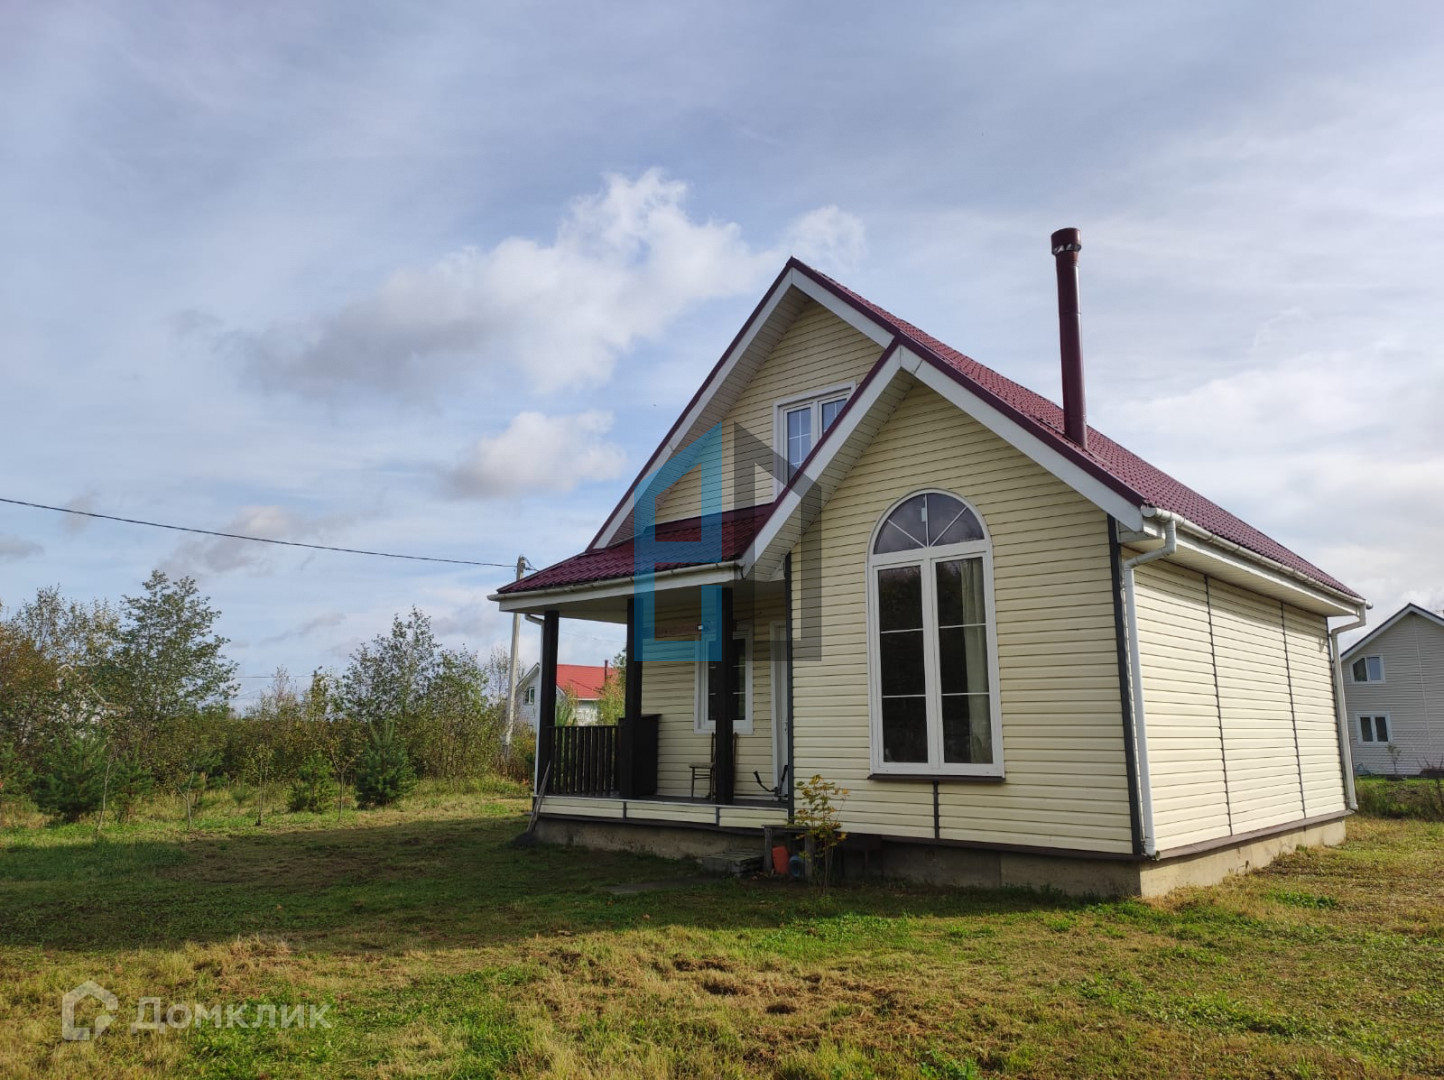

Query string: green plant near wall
[795,773,849,892]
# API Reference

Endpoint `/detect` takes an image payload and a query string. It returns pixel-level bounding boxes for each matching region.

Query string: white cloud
[784,206,867,273]
[161,505,349,578]
[0,536,42,563]
[235,169,865,400]
[445,411,625,499]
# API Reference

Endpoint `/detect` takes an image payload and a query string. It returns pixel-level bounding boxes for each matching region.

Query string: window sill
[867,772,1005,783]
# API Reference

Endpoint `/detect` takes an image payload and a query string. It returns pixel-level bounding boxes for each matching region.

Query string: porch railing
[547,725,618,796]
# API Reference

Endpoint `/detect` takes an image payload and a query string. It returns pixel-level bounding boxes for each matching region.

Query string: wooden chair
[688,732,738,800]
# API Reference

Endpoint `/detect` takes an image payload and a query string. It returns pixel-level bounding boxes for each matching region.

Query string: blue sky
[3,2,1442,697]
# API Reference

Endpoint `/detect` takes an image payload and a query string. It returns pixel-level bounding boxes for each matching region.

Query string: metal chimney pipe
[1051,227,1088,449]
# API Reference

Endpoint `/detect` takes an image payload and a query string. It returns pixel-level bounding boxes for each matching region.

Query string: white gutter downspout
[1121,515,1178,858]
[1328,607,1369,810]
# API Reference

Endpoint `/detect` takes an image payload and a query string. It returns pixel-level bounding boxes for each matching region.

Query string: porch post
[536,609,560,792]
[716,586,737,804]
[619,596,644,797]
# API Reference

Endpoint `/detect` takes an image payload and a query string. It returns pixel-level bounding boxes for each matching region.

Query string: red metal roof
[804,264,1359,600]
[497,504,772,595]
[556,664,609,700]
[502,261,1360,602]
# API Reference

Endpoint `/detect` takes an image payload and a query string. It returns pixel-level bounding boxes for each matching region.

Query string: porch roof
[496,502,773,596]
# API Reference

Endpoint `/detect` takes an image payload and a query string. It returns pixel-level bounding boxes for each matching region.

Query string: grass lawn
[1,784,1442,1079]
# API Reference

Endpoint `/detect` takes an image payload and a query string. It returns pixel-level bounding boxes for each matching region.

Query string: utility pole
[504,554,526,753]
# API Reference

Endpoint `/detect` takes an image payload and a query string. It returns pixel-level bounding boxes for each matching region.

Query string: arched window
[867,491,1002,776]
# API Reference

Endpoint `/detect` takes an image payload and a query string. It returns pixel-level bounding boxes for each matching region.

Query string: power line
[0,496,531,570]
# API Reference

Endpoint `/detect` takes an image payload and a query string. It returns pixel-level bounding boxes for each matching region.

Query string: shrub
[0,740,35,824]
[354,721,416,809]
[33,732,107,822]
[289,753,340,813]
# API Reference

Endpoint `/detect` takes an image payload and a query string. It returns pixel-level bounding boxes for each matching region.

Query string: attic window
[775,386,852,484]
[1351,656,1384,683]
[867,490,1002,778]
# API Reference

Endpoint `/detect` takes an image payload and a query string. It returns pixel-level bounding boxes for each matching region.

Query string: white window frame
[1350,655,1385,684]
[1357,713,1391,744]
[694,624,755,735]
[865,490,1004,778]
[523,686,536,705]
[772,383,854,494]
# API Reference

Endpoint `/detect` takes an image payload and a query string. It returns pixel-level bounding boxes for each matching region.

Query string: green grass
[2,785,1442,1078]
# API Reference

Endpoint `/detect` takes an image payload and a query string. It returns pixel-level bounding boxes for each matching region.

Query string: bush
[289,753,339,813]
[354,722,416,809]
[0,740,35,824]
[33,732,107,822]
[1356,775,1444,821]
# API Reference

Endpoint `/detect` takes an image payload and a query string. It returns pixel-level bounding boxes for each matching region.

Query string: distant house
[493,236,1366,897]
[1341,604,1444,775]
[516,663,611,727]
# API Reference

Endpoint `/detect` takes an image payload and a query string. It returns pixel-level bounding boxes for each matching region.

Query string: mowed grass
[1,787,1442,1079]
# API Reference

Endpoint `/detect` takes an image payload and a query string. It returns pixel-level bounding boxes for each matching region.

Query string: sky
[2,1,1442,700]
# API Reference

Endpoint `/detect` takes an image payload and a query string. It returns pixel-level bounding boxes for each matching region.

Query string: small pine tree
[34,732,107,823]
[288,753,340,813]
[354,721,416,809]
[108,752,154,824]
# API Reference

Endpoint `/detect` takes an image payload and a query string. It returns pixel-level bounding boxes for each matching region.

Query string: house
[1340,603,1444,775]
[492,230,1367,897]
[516,662,612,727]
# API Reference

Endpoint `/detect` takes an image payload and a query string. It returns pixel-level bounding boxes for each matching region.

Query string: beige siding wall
[1285,607,1347,816]
[1344,615,1444,774]
[1209,579,1306,832]
[640,588,783,798]
[1132,562,1232,848]
[790,381,1134,853]
[654,300,883,523]
[1133,559,1345,851]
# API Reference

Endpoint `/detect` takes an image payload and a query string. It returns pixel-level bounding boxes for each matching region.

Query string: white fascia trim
[1340,604,1442,661]
[1138,508,1365,617]
[741,349,907,572]
[491,563,742,612]
[591,270,895,551]
[903,348,1146,530]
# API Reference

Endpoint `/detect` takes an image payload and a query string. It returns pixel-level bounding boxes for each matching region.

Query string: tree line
[0,571,531,826]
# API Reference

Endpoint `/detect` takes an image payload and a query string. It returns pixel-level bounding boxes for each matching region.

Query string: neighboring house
[516,662,610,727]
[1340,604,1444,775]
[492,234,1366,897]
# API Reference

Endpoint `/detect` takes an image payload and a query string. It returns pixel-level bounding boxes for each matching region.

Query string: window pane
[880,629,926,697]
[938,626,989,694]
[921,493,964,545]
[936,558,986,627]
[1360,716,1374,742]
[877,566,923,631]
[1376,716,1389,742]
[881,696,928,763]
[1366,656,1383,681]
[1352,658,1366,682]
[787,407,812,478]
[874,494,927,553]
[821,397,846,432]
[932,504,984,546]
[942,694,992,764]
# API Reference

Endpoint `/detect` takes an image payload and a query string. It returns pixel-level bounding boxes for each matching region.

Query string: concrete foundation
[534,814,1348,898]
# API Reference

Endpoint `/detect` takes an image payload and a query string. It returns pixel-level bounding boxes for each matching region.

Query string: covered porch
[499,565,793,818]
